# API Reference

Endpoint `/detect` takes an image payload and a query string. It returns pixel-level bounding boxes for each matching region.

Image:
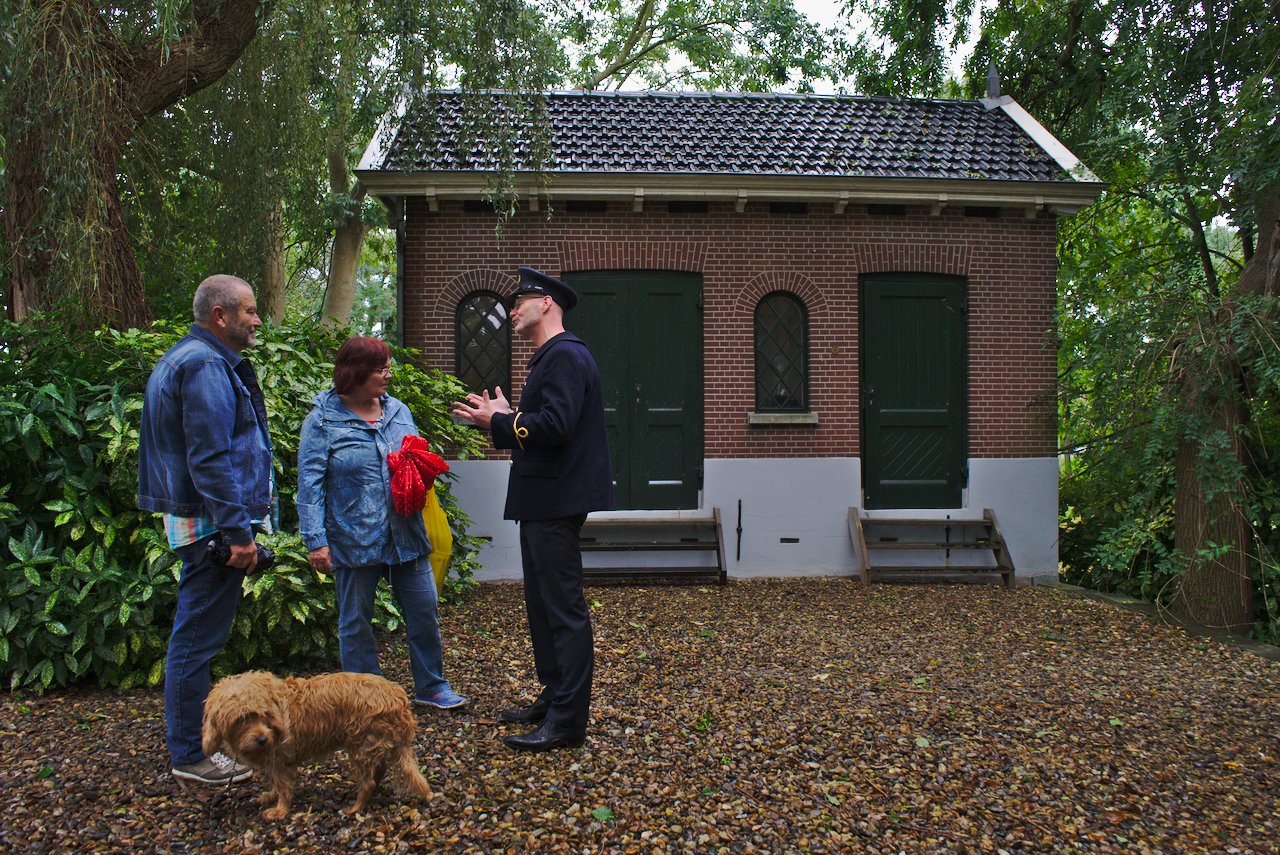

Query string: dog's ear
[265,693,291,746]
[201,694,226,757]
[201,727,221,758]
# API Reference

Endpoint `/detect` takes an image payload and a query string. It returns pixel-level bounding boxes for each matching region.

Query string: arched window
[754,291,809,412]
[455,291,510,396]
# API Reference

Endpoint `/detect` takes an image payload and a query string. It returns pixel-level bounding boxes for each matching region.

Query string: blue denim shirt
[296,389,432,569]
[137,325,274,546]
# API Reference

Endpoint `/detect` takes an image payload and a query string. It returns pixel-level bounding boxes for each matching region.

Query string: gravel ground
[1,579,1277,853]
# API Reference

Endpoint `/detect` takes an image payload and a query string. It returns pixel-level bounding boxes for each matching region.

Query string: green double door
[861,274,968,509]
[563,271,704,510]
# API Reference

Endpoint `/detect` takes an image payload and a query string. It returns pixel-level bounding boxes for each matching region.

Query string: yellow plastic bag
[422,487,453,591]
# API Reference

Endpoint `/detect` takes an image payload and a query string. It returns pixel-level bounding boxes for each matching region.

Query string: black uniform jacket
[491,332,615,521]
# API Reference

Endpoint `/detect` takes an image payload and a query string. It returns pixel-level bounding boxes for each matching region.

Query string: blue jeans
[334,557,447,700]
[165,535,245,765]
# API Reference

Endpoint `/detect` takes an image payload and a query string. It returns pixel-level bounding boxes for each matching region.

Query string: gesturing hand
[451,386,512,430]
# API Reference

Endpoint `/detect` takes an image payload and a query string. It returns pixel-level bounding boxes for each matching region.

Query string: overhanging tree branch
[128,0,272,118]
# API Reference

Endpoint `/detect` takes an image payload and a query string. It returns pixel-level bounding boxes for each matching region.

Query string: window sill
[747,411,819,426]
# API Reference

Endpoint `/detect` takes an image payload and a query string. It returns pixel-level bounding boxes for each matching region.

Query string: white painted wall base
[445,460,523,581]
[966,457,1060,579]
[704,458,861,578]
[445,456,1058,582]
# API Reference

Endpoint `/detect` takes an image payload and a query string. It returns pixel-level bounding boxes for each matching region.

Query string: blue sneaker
[416,687,468,710]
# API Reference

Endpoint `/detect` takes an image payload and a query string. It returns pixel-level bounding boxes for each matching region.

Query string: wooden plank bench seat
[578,508,727,585]
[849,508,1015,589]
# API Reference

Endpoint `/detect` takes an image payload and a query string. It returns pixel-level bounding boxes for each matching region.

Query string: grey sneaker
[415,687,469,710]
[172,752,253,784]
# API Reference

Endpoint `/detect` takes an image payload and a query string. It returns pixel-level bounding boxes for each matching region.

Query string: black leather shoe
[498,699,550,724]
[501,720,586,752]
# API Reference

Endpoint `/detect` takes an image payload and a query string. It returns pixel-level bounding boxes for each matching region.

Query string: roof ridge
[418,88,984,107]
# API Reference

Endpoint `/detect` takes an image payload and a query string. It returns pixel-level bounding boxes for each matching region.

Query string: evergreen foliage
[0,318,485,691]
[1057,196,1280,640]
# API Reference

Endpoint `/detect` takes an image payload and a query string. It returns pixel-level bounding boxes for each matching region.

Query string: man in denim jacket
[138,274,274,785]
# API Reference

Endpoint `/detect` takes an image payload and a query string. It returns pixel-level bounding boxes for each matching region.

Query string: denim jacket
[296,389,432,569]
[137,325,274,546]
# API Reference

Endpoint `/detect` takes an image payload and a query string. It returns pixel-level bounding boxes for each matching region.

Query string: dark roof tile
[375,91,1069,183]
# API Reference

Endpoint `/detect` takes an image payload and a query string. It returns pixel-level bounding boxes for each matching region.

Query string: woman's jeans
[165,534,244,765]
[335,557,446,699]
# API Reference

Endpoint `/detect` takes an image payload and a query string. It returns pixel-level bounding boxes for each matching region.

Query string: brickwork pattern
[404,200,1059,459]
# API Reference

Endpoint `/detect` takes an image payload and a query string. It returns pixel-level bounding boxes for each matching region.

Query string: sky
[792,0,845,32]
[793,0,848,94]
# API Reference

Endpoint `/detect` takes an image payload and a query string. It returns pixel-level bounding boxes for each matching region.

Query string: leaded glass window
[754,292,808,412]
[455,291,510,396]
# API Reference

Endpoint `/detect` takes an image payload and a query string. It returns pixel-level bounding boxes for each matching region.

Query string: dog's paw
[262,805,290,821]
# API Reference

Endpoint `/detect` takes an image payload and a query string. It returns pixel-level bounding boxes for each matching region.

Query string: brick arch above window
[733,271,828,317]
[557,241,708,273]
[853,243,971,277]
[434,269,517,316]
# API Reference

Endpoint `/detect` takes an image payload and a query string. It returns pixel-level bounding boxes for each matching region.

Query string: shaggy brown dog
[202,671,432,819]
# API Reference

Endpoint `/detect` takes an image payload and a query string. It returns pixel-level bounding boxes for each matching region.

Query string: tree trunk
[1170,191,1278,635]
[1237,192,1279,301]
[3,118,55,323]
[1171,384,1254,635]
[2,95,151,328]
[259,201,288,323]
[94,133,154,329]
[3,0,267,329]
[322,216,368,326]
[320,137,367,326]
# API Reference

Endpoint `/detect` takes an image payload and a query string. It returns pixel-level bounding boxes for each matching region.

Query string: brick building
[356,90,1103,584]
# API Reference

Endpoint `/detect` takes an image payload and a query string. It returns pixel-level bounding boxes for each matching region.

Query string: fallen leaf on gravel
[1,580,1277,852]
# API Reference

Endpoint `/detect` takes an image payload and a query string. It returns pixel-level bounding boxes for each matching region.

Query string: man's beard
[226,320,257,350]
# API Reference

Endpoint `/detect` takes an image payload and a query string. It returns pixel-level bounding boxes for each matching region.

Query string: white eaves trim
[982,95,1100,183]
[357,90,410,172]
[354,171,1103,215]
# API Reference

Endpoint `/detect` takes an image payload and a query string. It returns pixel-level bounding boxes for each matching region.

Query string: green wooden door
[565,271,703,509]
[861,274,967,509]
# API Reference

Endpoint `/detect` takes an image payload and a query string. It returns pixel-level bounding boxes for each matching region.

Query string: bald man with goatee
[138,275,275,785]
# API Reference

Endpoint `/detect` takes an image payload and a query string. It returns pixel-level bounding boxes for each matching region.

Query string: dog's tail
[390,745,433,802]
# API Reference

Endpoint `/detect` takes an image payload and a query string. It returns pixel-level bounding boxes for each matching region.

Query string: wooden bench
[849,508,1014,588]
[579,508,726,586]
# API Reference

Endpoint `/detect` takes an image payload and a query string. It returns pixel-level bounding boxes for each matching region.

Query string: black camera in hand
[207,532,276,572]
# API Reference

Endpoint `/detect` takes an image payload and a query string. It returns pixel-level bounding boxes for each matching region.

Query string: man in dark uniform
[452,267,614,751]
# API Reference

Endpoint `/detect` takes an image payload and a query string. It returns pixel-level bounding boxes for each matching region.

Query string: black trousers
[518,515,592,730]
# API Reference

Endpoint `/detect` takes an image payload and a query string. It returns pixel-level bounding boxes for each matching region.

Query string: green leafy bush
[1058,294,1280,643]
[0,317,486,691]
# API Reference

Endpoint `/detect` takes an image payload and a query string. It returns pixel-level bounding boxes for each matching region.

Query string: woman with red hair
[297,336,466,710]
